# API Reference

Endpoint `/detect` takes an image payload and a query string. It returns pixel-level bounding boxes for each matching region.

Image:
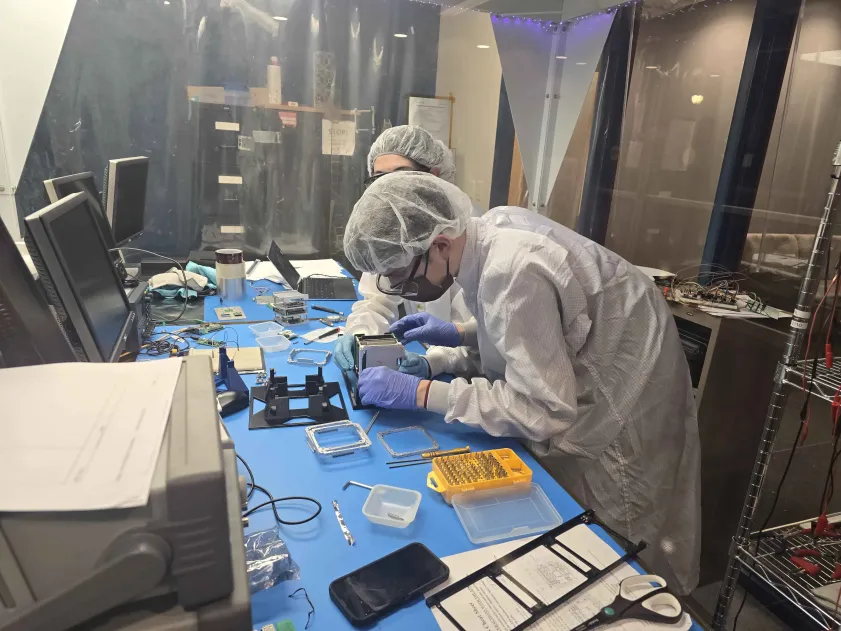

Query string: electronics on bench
[126,280,153,350]
[268,240,357,300]
[0,215,77,368]
[342,333,405,409]
[24,192,136,362]
[0,356,252,631]
[43,171,138,288]
[103,156,149,246]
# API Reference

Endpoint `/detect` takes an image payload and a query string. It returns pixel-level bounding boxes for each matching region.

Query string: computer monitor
[0,218,77,368]
[103,156,149,245]
[24,192,135,362]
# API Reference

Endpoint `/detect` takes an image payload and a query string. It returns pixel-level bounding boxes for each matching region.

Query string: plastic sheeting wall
[14,0,439,258]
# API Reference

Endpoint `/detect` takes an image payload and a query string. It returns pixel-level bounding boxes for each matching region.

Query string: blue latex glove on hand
[358,366,421,410]
[334,334,355,371]
[399,352,431,379]
[388,312,461,347]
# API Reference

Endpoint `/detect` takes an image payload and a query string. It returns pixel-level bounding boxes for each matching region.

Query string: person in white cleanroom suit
[342,171,701,595]
[336,125,481,379]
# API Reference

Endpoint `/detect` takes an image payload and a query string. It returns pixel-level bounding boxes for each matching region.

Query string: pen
[303,327,341,345]
[246,258,261,276]
[312,304,344,316]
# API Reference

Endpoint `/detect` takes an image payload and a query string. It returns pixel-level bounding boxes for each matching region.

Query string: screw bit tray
[426,448,532,504]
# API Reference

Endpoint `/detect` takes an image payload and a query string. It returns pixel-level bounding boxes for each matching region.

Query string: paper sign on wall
[215,121,240,132]
[322,120,356,156]
[408,97,451,146]
[279,111,297,127]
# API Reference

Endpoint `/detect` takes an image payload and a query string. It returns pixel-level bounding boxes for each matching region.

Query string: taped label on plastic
[253,130,282,144]
[215,121,240,132]
[238,135,254,151]
[791,320,809,330]
[218,175,243,185]
[793,309,811,320]
[221,225,244,234]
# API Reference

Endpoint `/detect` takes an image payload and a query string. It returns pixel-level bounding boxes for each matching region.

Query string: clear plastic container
[362,485,421,529]
[255,334,291,353]
[249,321,284,336]
[451,483,562,545]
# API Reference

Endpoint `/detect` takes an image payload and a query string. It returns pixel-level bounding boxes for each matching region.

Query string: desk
[149,300,705,631]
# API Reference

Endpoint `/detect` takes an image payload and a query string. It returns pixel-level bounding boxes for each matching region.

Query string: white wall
[0,0,77,238]
[435,11,501,210]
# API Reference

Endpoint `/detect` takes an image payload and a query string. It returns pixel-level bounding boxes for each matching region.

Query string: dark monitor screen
[47,199,131,360]
[107,158,149,245]
[45,172,120,263]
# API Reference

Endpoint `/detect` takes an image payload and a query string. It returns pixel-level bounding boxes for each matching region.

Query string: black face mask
[376,252,454,302]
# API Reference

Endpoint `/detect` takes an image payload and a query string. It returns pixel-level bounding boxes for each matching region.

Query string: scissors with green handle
[569,574,683,630]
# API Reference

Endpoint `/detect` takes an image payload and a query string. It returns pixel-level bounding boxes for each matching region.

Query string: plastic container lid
[362,484,421,529]
[255,334,291,353]
[451,483,562,545]
[249,321,284,336]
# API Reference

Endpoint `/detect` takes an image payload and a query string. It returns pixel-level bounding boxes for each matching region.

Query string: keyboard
[304,277,336,299]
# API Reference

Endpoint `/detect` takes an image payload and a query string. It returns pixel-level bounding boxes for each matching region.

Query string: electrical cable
[236,454,321,525]
[110,247,189,324]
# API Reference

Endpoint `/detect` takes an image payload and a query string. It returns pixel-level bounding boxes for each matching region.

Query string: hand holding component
[358,366,422,410]
[399,352,431,379]
[388,313,461,347]
[334,334,356,371]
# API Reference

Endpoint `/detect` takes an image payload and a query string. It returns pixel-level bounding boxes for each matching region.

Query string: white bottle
[268,56,282,104]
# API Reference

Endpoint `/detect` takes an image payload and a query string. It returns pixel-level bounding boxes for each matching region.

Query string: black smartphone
[329,542,449,626]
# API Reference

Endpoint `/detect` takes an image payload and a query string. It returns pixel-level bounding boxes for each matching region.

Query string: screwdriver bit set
[426,448,532,504]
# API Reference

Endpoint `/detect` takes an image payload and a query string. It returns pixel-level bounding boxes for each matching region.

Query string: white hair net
[367,125,456,183]
[343,171,472,273]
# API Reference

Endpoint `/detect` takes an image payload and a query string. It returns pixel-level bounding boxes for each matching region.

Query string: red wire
[802,276,838,442]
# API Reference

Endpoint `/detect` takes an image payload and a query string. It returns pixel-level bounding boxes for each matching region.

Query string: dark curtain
[15,0,439,259]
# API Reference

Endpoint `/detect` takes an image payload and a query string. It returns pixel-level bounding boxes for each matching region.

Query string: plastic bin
[451,483,562,545]
[255,335,291,353]
[249,321,284,336]
[362,485,421,529]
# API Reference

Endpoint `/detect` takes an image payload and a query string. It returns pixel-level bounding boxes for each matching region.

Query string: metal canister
[216,249,246,301]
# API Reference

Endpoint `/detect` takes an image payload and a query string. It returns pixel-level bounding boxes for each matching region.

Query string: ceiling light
[394,33,408,38]
[645,65,658,69]
[691,94,704,104]
[556,55,567,59]
[273,16,287,21]
[164,0,170,4]
[709,74,721,77]
[576,62,587,66]
[477,44,490,49]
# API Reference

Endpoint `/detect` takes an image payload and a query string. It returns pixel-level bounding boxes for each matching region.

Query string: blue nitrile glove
[388,312,460,347]
[358,366,422,410]
[334,334,356,371]
[399,352,431,379]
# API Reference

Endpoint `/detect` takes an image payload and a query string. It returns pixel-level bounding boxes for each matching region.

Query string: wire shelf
[784,360,841,403]
[736,519,841,630]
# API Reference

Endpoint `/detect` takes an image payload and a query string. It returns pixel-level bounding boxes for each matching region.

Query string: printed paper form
[0,359,183,511]
[427,525,692,631]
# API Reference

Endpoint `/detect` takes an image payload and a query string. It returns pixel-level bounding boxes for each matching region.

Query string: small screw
[387,512,404,521]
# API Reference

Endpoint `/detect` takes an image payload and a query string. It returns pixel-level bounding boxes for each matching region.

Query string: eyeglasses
[376,253,427,297]
[363,164,431,188]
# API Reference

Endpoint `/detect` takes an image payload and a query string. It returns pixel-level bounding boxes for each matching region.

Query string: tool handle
[790,557,820,576]
[312,304,344,315]
[423,446,470,459]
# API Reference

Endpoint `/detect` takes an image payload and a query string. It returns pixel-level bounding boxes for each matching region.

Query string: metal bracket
[289,348,332,366]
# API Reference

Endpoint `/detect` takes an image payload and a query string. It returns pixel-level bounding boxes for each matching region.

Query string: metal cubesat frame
[712,141,841,630]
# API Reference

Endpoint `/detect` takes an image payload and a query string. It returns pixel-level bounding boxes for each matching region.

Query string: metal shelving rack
[713,141,841,630]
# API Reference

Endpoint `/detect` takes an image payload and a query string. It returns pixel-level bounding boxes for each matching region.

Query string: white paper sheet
[408,96,451,145]
[290,258,345,278]
[246,260,290,286]
[0,359,183,511]
[427,525,692,631]
[301,327,344,344]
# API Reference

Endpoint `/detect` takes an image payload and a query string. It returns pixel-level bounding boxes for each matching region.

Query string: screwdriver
[312,304,344,316]
[304,327,341,345]
[386,447,471,466]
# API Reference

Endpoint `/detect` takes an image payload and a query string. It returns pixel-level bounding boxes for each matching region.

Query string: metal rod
[712,140,841,630]
[365,410,380,434]
[342,480,373,491]
[388,461,432,470]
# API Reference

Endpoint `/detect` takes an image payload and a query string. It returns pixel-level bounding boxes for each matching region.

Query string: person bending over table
[341,171,702,596]
[336,124,483,379]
